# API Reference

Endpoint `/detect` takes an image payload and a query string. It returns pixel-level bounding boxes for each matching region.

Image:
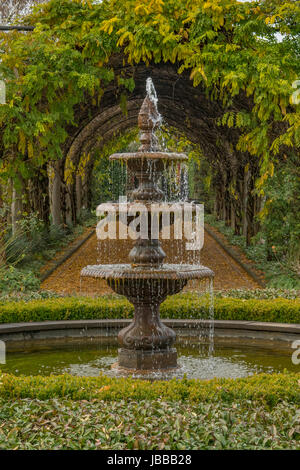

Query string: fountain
[81,79,214,373]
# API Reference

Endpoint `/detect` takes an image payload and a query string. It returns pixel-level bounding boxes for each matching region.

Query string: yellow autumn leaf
[24,96,30,113]
[18,130,26,154]
[27,141,34,159]
[100,17,119,35]
[150,0,164,13]
[218,16,224,27]
[135,4,149,15]
[280,98,286,115]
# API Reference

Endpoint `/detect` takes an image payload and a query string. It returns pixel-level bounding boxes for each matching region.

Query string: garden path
[41,229,261,295]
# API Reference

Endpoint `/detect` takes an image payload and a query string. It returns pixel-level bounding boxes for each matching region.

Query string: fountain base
[117,347,177,370]
[81,264,214,373]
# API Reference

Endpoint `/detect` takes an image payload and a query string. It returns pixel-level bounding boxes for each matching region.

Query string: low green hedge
[0,293,299,324]
[0,372,299,407]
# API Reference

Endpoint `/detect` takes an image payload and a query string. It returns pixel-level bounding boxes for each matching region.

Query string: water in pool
[1,340,298,380]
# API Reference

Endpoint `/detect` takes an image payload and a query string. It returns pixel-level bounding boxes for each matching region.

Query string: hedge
[0,293,299,324]
[0,372,299,407]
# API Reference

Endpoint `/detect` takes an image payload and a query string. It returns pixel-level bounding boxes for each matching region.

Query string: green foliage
[0,293,299,324]
[0,397,299,449]
[0,0,298,185]
[0,267,40,294]
[206,214,300,289]
[92,128,138,205]
[215,288,300,300]
[260,155,300,265]
[6,213,56,265]
[0,290,61,303]
[0,372,299,408]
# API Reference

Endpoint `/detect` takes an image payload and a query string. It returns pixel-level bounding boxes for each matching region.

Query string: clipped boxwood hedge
[0,293,299,324]
[0,372,299,407]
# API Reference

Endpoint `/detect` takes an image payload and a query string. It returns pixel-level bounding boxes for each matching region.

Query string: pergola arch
[64,62,241,161]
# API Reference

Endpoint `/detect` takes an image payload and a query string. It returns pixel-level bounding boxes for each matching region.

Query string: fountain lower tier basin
[81,264,214,281]
[1,338,299,381]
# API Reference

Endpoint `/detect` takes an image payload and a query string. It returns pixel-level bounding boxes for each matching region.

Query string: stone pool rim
[1,319,299,352]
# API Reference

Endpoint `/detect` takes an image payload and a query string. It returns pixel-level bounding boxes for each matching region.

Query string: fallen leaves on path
[42,231,260,295]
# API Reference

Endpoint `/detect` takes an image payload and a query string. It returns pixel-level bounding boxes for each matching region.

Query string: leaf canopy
[0,0,298,183]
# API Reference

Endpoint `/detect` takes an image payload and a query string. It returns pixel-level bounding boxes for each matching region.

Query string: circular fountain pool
[1,340,298,380]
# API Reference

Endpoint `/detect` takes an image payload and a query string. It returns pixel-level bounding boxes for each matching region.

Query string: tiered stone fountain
[81,79,214,373]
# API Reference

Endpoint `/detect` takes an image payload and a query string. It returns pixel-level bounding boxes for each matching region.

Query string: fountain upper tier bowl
[109,151,188,181]
[109,150,189,203]
[110,152,188,162]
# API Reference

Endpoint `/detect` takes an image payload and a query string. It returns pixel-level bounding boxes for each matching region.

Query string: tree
[0,0,298,256]
[0,0,46,22]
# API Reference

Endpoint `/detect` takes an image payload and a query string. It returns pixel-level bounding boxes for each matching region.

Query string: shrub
[0,267,40,294]
[0,293,299,324]
[215,288,300,300]
[0,290,61,303]
[0,372,299,407]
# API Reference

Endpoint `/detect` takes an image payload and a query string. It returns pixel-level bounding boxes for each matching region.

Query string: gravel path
[41,230,260,295]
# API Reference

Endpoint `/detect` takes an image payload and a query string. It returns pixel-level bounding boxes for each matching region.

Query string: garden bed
[0,396,298,450]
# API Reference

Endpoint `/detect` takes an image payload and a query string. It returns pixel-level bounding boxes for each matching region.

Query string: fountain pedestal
[107,276,187,370]
[82,263,214,373]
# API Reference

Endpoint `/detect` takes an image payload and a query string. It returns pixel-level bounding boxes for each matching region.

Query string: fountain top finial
[110,77,188,161]
[138,78,161,152]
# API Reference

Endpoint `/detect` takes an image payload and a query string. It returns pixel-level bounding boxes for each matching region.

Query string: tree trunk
[49,161,62,227]
[0,185,6,266]
[76,174,83,219]
[11,185,23,235]
[242,167,250,239]
[65,185,75,226]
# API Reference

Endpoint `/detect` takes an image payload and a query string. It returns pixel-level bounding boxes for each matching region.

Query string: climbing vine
[0,0,298,179]
[0,0,298,273]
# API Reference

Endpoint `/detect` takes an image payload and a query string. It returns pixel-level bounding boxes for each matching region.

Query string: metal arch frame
[0,25,34,31]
